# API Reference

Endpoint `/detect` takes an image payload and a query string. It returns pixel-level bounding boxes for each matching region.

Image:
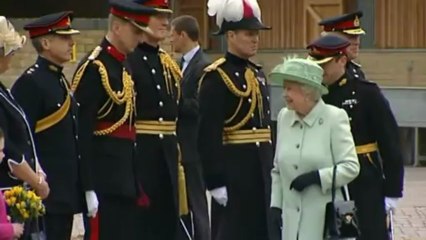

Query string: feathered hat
[207,0,271,35]
[0,17,26,56]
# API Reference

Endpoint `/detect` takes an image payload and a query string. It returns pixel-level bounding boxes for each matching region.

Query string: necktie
[180,56,185,70]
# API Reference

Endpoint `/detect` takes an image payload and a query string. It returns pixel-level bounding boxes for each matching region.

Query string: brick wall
[3,29,174,88]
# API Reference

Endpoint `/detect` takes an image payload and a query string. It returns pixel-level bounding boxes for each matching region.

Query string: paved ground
[71,167,426,240]
[393,167,426,240]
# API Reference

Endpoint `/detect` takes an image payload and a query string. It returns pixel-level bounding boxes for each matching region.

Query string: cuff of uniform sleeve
[384,188,403,198]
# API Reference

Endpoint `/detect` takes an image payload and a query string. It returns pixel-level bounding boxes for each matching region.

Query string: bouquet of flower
[3,186,45,223]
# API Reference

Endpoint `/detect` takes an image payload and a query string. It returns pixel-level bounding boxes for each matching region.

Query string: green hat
[268,58,328,95]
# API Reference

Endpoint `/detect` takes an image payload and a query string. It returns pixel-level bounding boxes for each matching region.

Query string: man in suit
[12,11,86,240]
[171,15,210,240]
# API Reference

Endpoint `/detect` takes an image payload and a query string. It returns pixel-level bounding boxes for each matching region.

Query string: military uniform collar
[138,42,160,53]
[290,99,325,127]
[36,56,63,73]
[349,60,361,68]
[101,38,126,62]
[225,52,249,66]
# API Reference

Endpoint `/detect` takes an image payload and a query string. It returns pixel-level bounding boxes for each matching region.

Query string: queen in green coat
[269,58,360,240]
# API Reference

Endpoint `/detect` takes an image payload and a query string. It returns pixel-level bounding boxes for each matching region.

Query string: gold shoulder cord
[159,51,182,101]
[199,58,263,131]
[222,68,263,131]
[71,46,135,136]
[197,58,226,94]
[71,46,102,92]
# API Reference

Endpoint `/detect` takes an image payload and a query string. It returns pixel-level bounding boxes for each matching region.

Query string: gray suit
[177,48,211,240]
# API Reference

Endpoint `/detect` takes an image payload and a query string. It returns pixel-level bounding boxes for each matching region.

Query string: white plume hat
[0,17,26,56]
[207,0,271,35]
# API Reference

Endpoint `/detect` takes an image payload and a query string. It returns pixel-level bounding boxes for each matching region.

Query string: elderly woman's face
[283,81,306,111]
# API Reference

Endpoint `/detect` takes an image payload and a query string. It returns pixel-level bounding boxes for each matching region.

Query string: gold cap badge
[354,16,360,27]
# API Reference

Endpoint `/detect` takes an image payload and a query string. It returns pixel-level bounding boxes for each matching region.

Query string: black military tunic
[0,82,37,188]
[198,52,273,240]
[12,56,85,215]
[323,74,404,240]
[72,38,139,240]
[127,42,181,240]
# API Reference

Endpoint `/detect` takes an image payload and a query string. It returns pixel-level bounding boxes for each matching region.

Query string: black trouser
[19,217,43,240]
[83,214,90,240]
[181,161,210,240]
[350,156,388,240]
[87,195,139,240]
[138,158,178,239]
[45,213,73,240]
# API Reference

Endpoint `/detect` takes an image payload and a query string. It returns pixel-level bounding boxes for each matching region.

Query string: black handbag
[323,165,360,239]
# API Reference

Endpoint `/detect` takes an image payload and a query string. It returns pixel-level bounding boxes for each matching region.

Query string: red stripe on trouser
[90,213,99,240]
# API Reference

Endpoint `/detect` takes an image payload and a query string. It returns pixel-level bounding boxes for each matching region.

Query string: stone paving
[71,167,426,240]
[393,167,426,240]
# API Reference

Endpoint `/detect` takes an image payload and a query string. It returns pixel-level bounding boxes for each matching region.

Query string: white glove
[85,191,99,218]
[385,197,399,212]
[210,187,228,207]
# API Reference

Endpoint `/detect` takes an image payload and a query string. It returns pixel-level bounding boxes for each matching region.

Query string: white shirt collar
[183,45,200,65]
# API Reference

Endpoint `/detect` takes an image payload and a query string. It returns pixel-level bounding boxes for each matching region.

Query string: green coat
[271,99,360,240]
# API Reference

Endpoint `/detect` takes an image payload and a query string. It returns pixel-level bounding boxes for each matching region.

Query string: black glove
[270,207,282,240]
[289,171,320,192]
[270,207,282,227]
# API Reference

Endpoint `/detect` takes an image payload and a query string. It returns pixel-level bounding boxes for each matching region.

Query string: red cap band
[323,17,361,32]
[110,7,150,25]
[28,17,71,38]
[142,0,169,8]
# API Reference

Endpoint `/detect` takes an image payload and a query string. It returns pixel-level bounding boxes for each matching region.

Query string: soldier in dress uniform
[306,34,404,240]
[126,1,186,239]
[70,1,156,239]
[11,12,89,240]
[199,0,274,239]
[319,11,366,80]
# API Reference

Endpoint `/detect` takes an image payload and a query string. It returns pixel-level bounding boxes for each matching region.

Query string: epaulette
[158,49,175,61]
[71,46,102,92]
[351,60,362,68]
[88,46,102,61]
[24,65,37,75]
[204,58,226,72]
